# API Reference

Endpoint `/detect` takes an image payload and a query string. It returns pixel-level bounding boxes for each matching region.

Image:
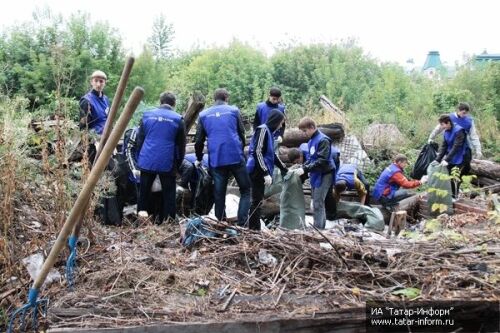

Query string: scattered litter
[258,249,277,267]
[22,253,61,288]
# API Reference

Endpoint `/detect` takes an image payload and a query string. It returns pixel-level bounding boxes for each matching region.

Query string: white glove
[427,138,434,144]
[293,167,305,176]
[420,175,429,184]
[440,160,449,167]
[275,136,283,143]
[264,175,273,186]
[474,152,483,159]
[132,169,141,178]
[194,160,201,168]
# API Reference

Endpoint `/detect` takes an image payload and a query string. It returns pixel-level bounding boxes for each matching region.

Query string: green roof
[423,51,443,70]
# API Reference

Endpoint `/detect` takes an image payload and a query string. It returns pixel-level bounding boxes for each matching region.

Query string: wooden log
[281,126,344,148]
[470,159,500,180]
[183,92,205,133]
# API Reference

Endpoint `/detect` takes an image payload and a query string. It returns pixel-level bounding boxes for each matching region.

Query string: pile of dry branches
[29,215,498,329]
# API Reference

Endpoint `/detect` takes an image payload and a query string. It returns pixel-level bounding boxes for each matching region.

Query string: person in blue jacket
[434,114,468,198]
[195,88,251,226]
[429,102,483,171]
[295,117,336,229]
[289,142,339,220]
[79,70,109,135]
[247,109,288,230]
[253,87,286,141]
[79,70,110,163]
[334,164,370,205]
[136,92,186,223]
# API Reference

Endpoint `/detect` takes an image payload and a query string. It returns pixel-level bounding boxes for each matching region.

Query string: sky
[1,0,499,68]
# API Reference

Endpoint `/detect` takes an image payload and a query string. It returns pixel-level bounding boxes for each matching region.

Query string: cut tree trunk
[470,159,500,180]
[281,127,344,148]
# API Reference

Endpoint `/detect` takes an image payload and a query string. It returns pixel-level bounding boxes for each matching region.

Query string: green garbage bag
[426,161,453,216]
[264,168,283,198]
[279,171,306,229]
[336,201,385,231]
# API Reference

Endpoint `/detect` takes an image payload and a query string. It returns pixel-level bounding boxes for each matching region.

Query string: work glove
[420,175,429,184]
[264,175,273,186]
[293,168,305,176]
[440,160,449,167]
[275,136,283,144]
[194,160,201,168]
[474,151,483,160]
[427,138,434,144]
[132,169,141,178]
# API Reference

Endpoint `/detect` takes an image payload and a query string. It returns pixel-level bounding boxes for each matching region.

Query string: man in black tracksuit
[246,109,288,230]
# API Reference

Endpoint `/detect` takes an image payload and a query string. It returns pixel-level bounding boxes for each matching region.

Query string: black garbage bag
[194,167,214,215]
[411,142,438,180]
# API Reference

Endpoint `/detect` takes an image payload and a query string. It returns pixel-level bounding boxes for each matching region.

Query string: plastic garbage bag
[264,168,283,198]
[194,167,214,215]
[22,253,61,288]
[426,161,453,216]
[279,170,306,230]
[411,142,438,180]
[336,201,385,231]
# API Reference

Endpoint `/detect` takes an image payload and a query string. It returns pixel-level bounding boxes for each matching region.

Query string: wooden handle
[33,87,144,290]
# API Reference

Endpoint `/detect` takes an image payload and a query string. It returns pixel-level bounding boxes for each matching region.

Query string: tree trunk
[470,159,500,180]
[183,92,205,133]
[281,126,344,148]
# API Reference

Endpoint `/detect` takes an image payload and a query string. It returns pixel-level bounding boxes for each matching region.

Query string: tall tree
[148,14,174,60]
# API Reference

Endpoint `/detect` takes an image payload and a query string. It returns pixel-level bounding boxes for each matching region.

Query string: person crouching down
[296,117,335,229]
[247,109,288,230]
[334,164,370,205]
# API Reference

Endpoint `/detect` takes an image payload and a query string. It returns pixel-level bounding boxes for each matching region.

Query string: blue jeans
[379,189,412,208]
[210,161,251,226]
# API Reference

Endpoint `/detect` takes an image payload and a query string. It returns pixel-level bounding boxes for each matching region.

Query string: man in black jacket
[246,109,288,230]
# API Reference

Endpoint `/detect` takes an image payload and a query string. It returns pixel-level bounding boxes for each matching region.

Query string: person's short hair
[91,70,107,80]
[214,88,229,101]
[394,154,408,164]
[457,102,470,112]
[438,114,452,124]
[287,148,302,164]
[298,117,316,130]
[269,87,282,98]
[160,92,176,106]
[334,180,347,194]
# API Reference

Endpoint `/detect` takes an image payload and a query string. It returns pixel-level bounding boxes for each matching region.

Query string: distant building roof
[475,52,500,62]
[423,51,443,70]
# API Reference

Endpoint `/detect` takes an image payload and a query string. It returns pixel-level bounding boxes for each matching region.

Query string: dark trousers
[178,159,195,189]
[448,148,471,198]
[324,184,337,220]
[249,170,266,230]
[138,171,176,223]
[211,161,251,226]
